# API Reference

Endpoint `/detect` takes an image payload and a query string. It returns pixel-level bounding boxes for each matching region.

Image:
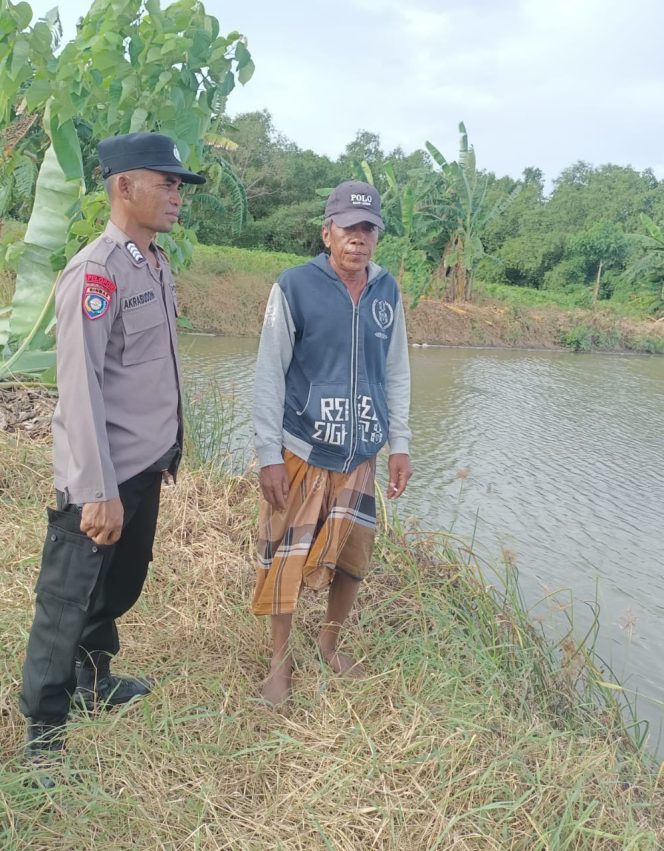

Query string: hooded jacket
[253,253,411,473]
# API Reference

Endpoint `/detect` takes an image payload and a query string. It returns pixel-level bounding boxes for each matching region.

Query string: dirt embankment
[404,298,664,351]
[177,255,664,353]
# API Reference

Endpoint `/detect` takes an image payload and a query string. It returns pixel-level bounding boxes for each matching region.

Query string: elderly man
[20,132,204,782]
[252,180,412,705]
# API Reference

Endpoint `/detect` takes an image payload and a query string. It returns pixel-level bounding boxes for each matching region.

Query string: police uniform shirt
[51,221,181,504]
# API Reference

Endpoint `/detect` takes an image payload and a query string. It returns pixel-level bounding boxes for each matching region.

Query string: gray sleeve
[55,261,120,503]
[385,296,412,455]
[253,283,295,467]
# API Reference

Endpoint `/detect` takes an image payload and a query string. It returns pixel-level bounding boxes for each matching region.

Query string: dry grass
[1,435,663,849]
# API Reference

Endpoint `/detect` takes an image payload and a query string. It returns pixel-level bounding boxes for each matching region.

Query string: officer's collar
[104,221,158,268]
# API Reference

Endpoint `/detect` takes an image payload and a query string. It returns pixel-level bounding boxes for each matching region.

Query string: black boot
[73,655,152,712]
[24,718,66,789]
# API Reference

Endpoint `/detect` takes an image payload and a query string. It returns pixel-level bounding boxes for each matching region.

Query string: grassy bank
[1,224,663,353]
[1,434,663,849]
[177,246,664,354]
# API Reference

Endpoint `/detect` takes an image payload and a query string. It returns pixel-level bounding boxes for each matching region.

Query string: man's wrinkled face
[322,221,379,277]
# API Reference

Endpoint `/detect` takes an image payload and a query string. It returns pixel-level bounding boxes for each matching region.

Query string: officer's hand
[259,464,290,511]
[162,471,175,486]
[387,453,412,499]
[80,497,124,545]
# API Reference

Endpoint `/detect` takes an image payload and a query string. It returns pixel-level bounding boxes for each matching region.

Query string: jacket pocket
[298,383,352,449]
[121,304,169,366]
[35,508,107,611]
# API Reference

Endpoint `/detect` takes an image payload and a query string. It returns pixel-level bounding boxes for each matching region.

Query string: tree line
[1,0,662,338]
[201,112,664,313]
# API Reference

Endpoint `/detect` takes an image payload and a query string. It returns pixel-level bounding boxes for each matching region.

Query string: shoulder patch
[82,273,116,320]
[85,273,116,292]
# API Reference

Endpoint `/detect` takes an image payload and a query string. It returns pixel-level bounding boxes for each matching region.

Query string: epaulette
[124,241,147,266]
[66,234,118,271]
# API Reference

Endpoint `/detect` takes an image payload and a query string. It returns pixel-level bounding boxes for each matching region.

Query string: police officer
[20,133,205,781]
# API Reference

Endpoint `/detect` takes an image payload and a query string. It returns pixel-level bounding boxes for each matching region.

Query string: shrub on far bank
[476,281,589,310]
[191,244,304,279]
[197,200,324,257]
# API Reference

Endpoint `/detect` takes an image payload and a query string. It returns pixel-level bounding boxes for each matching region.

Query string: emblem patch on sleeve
[82,273,116,320]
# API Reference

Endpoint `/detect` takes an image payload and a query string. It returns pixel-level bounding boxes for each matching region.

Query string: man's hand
[259,464,290,511]
[387,453,412,499]
[80,497,124,545]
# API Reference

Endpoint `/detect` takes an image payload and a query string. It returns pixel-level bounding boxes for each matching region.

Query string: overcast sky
[26,0,664,185]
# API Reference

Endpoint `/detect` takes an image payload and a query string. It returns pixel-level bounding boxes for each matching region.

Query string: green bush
[558,324,593,352]
[609,274,664,316]
[476,281,584,309]
[557,324,633,352]
[226,200,324,256]
[593,328,621,350]
[632,336,664,354]
[193,244,305,279]
[542,256,589,295]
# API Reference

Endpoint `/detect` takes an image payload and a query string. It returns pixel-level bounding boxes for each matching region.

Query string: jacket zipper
[343,287,366,472]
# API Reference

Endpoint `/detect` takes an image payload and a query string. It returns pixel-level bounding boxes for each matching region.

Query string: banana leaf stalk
[0,110,85,381]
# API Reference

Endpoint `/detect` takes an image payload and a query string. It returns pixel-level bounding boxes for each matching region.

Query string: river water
[180,334,664,745]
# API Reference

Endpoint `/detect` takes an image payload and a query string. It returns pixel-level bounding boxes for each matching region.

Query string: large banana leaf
[0,276,58,381]
[0,125,84,348]
[1,348,56,378]
[640,213,664,246]
[425,141,448,170]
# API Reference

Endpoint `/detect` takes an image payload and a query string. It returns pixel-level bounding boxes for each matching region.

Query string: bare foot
[318,646,365,679]
[259,657,293,707]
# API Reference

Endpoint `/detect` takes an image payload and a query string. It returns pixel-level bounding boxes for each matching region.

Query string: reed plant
[1,434,663,849]
[182,377,251,477]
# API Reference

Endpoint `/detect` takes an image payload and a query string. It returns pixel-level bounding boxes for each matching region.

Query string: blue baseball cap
[325,180,384,229]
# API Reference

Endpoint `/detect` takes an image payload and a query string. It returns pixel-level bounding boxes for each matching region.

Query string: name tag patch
[82,273,116,320]
[122,289,156,311]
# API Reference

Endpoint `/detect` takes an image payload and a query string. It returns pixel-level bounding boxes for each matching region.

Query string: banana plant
[625,213,664,305]
[0,116,84,381]
[425,122,521,301]
[0,0,254,383]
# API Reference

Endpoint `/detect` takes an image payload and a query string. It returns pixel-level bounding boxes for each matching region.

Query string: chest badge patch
[82,273,116,320]
[372,299,394,338]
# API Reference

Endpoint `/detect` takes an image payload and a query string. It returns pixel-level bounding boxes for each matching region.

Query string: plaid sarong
[252,450,377,616]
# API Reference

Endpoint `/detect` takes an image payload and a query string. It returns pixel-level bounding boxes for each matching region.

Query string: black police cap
[98,132,206,184]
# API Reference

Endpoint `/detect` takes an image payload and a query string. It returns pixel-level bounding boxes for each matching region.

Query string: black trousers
[20,468,162,723]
